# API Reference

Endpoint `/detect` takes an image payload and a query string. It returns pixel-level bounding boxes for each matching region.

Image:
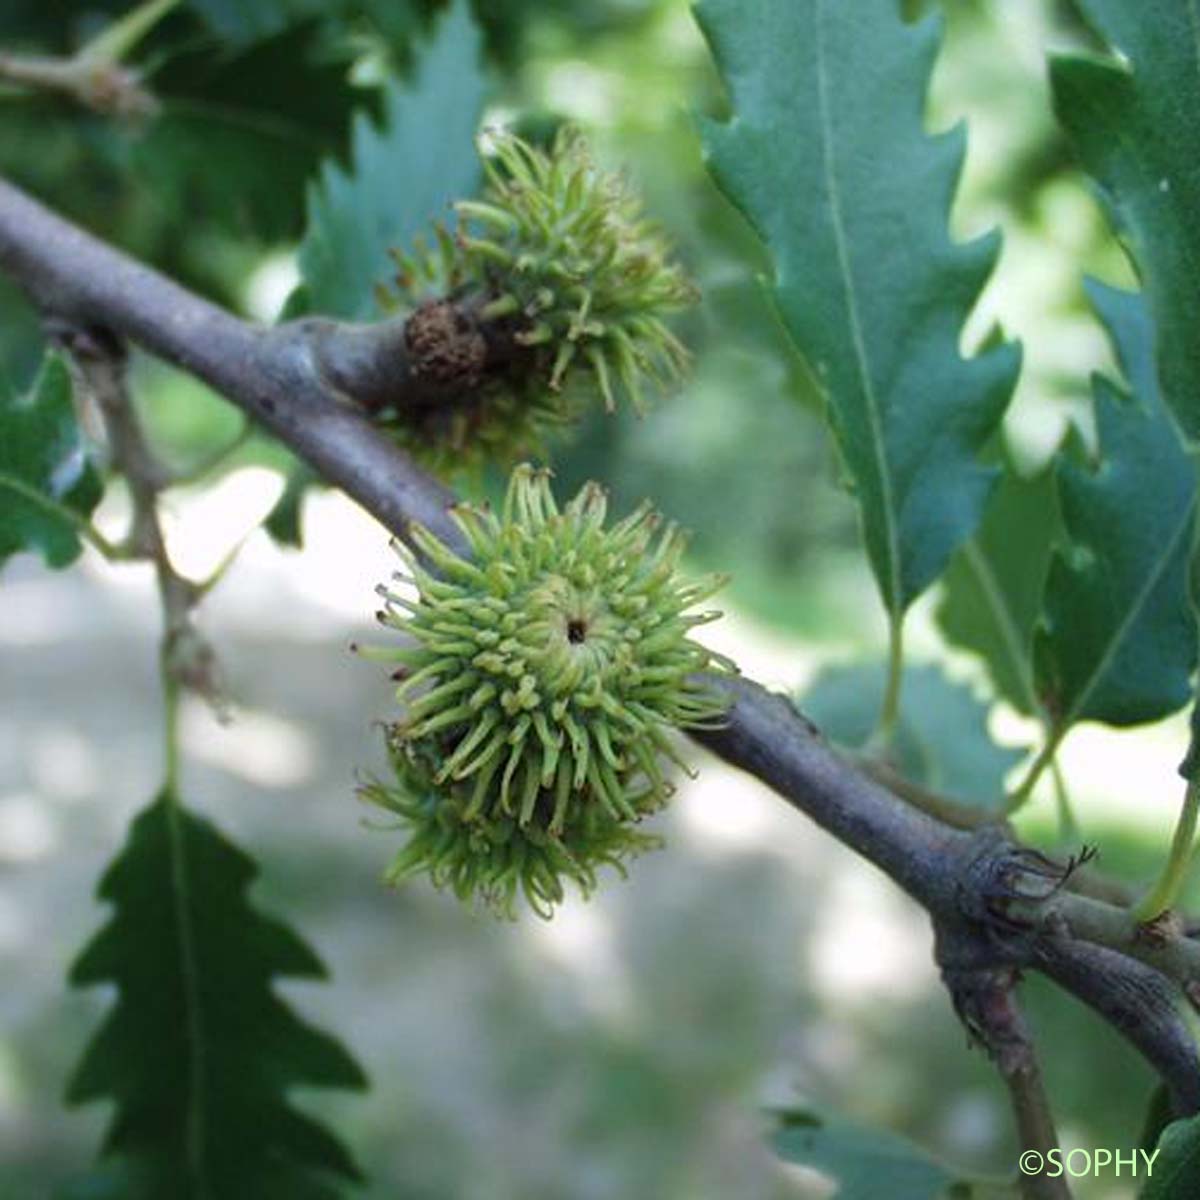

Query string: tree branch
[934,945,1069,1200]
[2,172,1198,1115]
[0,177,464,553]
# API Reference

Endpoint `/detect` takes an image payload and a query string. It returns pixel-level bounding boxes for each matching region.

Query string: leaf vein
[165,793,211,1199]
[962,538,1040,714]
[1062,493,1196,731]
[813,0,902,614]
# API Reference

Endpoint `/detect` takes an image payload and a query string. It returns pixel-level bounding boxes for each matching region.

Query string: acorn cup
[358,464,736,918]
[377,128,698,472]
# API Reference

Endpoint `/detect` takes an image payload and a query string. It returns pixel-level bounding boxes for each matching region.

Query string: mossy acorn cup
[359,465,735,917]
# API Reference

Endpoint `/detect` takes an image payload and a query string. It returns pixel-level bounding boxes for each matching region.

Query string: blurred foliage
[297,2,484,321]
[802,663,1024,811]
[772,1105,964,1199]
[1,0,1190,1198]
[0,354,101,569]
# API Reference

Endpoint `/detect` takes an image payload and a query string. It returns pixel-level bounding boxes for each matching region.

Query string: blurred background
[0,1,1192,1197]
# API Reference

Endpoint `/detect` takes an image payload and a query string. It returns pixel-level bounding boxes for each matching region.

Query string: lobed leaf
[1051,4,1200,443]
[696,0,1020,619]
[139,25,370,244]
[1034,283,1197,730]
[0,353,101,570]
[297,0,486,319]
[63,792,366,1199]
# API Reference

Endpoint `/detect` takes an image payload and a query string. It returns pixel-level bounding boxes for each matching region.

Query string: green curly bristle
[379,127,697,468]
[359,464,735,918]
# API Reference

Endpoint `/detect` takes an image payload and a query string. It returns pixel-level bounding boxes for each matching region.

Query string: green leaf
[1143,1113,1200,1199]
[1034,283,1197,730]
[64,792,366,1199]
[0,353,101,569]
[1140,1084,1173,1156]
[696,0,1019,618]
[184,0,322,43]
[1050,5,1200,444]
[265,462,320,548]
[801,662,1022,811]
[185,0,428,49]
[936,458,1060,717]
[772,1107,962,1199]
[298,0,486,319]
[137,25,370,243]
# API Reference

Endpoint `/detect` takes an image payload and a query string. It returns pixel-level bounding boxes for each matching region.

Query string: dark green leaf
[265,462,320,548]
[696,0,1019,618]
[138,25,371,243]
[1034,284,1197,729]
[1140,1084,1173,1156]
[184,0,321,43]
[64,792,366,1199]
[298,0,486,319]
[1142,1113,1200,1199]
[0,353,101,569]
[1050,5,1200,443]
[936,458,1060,717]
[185,0,426,49]
[772,1106,961,1199]
[802,662,1022,811]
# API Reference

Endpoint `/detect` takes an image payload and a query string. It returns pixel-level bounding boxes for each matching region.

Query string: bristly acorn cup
[378,127,697,470]
[357,465,736,918]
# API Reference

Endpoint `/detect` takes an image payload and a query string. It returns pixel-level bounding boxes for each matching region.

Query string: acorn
[358,464,734,917]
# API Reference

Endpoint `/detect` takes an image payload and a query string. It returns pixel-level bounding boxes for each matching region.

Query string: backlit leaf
[802,662,1023,811]
[936,457,1060,717]
[298,0,486,319]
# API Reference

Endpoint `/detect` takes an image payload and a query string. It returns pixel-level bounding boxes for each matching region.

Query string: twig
[52,321,218,705]
[3,172,1199,1114]
[934,944,1069,1200]
[0,51,154,118]
[0,0,176,118]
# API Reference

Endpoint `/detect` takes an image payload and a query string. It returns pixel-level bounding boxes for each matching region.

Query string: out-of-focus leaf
[1141,1084,1173,1156]
[184,0,321,43]
[936,458,1060,716]
[184,0,427,49]
[0,353,101,569]
[1142,1113,1200,1199]
[64,792,366,1199]
[801,662,1022,811]
[772,1107,962,1199]
[265,462,319,548]
[1051,5,1200,443]
[696,0,1019,619]
[298,0,486,319]
[1034,284,1196,729]
[137,25,370,243]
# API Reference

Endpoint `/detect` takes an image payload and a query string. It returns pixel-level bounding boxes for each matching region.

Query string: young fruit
[378,128,697,471]
[358,464,734,917]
